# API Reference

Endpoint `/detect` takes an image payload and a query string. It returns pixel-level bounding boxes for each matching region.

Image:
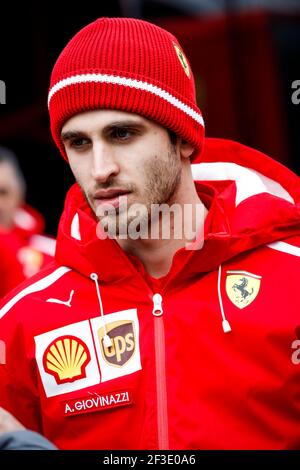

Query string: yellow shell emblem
[43,335,91,384]
[173,43,190,77]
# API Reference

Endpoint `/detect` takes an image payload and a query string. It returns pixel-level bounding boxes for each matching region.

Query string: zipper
[152,293,169,450]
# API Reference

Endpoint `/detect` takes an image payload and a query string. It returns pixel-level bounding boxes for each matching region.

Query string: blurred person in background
[0,146,55,298]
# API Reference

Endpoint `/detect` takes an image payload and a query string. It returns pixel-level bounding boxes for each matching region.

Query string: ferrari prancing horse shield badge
[226,270,262,309]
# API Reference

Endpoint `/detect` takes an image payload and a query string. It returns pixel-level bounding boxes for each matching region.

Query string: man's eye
[111,128,133,140]
[70,138,89,148]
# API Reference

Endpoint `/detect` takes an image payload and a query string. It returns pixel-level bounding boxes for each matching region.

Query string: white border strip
[192,162,294,206]
[226,270,262,279]
[267,241,300,257]
[48,73,204,127]
[0,266,71,320]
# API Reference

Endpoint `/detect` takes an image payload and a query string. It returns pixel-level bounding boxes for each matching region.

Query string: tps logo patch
[98,321,135,367]
[91,310,141,383]
[226,270,261,309]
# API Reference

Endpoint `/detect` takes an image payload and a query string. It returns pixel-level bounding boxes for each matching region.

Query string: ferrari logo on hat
[226,270,262,309]
[173,43,190,77]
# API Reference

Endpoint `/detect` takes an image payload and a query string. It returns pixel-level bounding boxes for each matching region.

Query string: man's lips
[93,189,131,210]
[94,189,130,199]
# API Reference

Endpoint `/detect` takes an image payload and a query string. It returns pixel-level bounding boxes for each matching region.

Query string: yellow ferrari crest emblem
[226,271,261,309]
[173,43,190,77]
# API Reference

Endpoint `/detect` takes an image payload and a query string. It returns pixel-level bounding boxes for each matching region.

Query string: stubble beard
[79,146,182,239]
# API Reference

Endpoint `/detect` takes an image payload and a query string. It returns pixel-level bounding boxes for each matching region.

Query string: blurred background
[0,0,299,236]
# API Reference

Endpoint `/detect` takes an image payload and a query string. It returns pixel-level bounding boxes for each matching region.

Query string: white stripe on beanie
[48,73,205,127]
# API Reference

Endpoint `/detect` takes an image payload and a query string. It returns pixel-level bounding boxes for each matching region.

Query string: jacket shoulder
[0,262,72,322]
[266,236,300,259]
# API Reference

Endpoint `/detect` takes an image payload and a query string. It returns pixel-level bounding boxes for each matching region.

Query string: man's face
[61,110,183,236]
[0,162,23,229]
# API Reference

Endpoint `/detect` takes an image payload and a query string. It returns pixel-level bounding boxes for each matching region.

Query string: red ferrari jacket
[0,205,55,298]
[1,138,300,450]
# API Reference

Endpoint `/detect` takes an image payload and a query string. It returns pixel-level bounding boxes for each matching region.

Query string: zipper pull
[152,293,163,316]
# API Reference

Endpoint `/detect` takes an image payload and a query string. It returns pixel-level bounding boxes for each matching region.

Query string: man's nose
[91,143,120,182]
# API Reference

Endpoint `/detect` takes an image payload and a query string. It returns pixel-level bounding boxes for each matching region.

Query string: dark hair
[0,146,26,195]
[167,129,178,146]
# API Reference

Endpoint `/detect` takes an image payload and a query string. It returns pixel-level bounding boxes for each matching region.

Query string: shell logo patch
[35,320,100,397]
[43,335,91,385]
[173,43,190,77]
[35,309,141,397]
[226,270,262,309]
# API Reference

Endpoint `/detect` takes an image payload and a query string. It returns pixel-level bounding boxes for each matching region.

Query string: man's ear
[179,139,194,160]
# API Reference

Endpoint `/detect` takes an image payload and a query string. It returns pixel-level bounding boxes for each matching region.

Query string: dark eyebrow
[61,130,85,142]
[102,120,147,135]
[105,120,146,128]
[61,120,147,142]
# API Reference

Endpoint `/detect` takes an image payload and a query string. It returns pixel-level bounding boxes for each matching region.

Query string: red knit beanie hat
[48,17,204,160]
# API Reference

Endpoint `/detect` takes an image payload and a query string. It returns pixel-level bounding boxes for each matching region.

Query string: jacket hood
[55,138,300,285]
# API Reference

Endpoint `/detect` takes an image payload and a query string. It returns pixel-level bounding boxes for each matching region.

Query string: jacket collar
[55,138,300,286]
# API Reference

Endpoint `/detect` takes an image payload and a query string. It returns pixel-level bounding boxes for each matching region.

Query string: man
[0,17,300,450]
[0,147,55,297]
[0,407,56,450]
